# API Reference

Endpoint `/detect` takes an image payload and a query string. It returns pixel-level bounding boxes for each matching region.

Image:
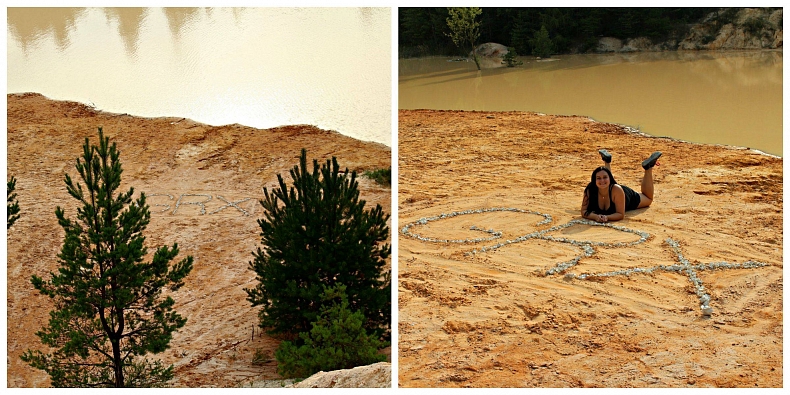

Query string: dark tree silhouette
[245,149,391,339]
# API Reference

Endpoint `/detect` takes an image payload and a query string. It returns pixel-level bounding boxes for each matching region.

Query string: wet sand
[397,109,782,387]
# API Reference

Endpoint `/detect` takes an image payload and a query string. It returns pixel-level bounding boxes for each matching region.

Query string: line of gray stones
[401,207,768,316]
[148,193,251,216]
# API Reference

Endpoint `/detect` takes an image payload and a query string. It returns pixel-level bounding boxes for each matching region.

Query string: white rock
[289,362,391,388]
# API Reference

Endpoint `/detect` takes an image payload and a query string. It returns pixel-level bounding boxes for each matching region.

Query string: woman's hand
[596,214,608,223]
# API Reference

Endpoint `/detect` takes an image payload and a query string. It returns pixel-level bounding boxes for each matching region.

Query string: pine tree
[275,284,387,379]
[7,175,20,229]
[245,149,391,339]
[20,127,194,387]
[501,47,523,67]
[530,25,554,58]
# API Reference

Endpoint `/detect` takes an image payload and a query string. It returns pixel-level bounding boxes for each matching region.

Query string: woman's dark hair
[584,166,617,216]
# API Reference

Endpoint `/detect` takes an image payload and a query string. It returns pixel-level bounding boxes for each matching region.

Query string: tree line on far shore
[400,7,720,58]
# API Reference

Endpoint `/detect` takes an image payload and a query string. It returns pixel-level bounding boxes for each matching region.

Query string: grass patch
[364,168,391,186]
[252,348,271,366]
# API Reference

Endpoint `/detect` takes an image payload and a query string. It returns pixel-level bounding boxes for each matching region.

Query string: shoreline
[400,108,782,159]
[598,120,781,159]
[6,92,393,149]
[398,47,783,60]
[398,50,782,157]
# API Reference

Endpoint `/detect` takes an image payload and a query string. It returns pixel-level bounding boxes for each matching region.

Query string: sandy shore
[5,93,391,387]
[397,109,782,387]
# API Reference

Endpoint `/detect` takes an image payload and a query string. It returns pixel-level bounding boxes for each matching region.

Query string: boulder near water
[472,42,510,58]
[597,8,782,52]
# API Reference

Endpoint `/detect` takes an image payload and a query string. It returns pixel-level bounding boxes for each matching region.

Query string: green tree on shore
[446,7,483,70]
[400,7,718,57]
[502,47,523,67]
[274,284,387,378]
[530,25,554,58]
[245,149,391,339]
[21,128,194,387]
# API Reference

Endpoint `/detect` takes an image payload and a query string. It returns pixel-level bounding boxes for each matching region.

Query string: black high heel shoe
[598,149,612,163]
[642,151,662,170]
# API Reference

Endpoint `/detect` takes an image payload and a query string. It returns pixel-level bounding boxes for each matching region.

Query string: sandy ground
[397,109,782,387]
[5,93,391,387]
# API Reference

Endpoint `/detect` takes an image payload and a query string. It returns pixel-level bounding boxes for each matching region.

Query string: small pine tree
[7,176,20,229]
[530,25,554,58]
[245,149,391,339]
[20,128,194,387]
[275,284,387,379]
[363,167,391,186]
[501,47,523,67]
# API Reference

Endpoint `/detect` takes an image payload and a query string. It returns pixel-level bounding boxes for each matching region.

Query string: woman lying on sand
[581,150,662,223]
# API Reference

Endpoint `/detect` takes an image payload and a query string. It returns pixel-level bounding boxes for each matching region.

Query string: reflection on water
[8,7,392,146]
[104,8,146,55]
[399,51,782,156]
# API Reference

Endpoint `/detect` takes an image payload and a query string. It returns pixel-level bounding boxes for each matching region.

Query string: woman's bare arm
[581,190,589,217]
[603,185,626,222]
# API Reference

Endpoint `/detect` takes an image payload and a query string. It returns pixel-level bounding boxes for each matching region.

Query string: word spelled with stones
[401,207,768,316]
[148,193,253,217]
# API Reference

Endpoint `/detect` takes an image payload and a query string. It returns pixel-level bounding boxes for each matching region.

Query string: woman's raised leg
[636,154,659,208]
[599,149,612,170]
[636,170,654,208]
[641,168,654,200]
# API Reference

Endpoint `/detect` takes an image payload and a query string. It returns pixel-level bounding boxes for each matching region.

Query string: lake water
[399,51,782,156]
[7,7,392,146]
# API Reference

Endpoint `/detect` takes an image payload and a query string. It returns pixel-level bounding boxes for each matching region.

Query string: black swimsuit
[596,184,641,215]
